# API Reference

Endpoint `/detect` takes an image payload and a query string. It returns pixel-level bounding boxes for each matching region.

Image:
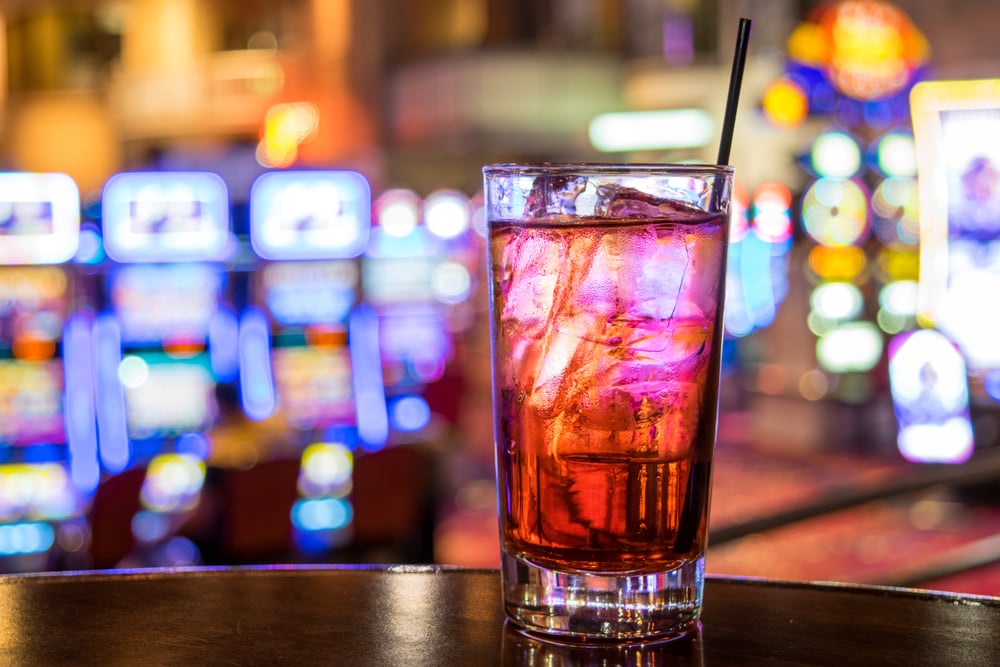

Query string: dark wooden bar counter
[2,565,999,665]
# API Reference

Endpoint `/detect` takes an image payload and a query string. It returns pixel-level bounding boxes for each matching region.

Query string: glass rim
[482,162,735,177]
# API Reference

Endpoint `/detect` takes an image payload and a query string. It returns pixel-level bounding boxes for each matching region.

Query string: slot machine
[94,171,238,566]
[243,169,379,555]
[0,172,95,572]
[362,188,477,437]
[910,79,1000,457]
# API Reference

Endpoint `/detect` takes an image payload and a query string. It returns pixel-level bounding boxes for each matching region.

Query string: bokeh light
[424,190,470,239]
[801,177,870,246]
[810,130,862,178]
[762,77,809,128]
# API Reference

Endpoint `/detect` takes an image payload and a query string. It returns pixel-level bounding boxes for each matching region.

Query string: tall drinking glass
[484,163,733,642]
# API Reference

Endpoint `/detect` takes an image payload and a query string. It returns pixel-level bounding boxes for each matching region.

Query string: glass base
[501,549,704,643]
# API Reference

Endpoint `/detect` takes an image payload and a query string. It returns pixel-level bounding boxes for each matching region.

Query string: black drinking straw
[716,18,753,166]
[675,18,753,558]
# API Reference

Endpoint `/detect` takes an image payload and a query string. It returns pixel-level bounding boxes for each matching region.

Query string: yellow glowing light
[762,78,808,128]
[819,0,929,101]
[140,453,206,513]
[299,442,353,499]
[258,102,320,168]
[787,22,830,67]
[807,245,867,281]
[876,245,919,282]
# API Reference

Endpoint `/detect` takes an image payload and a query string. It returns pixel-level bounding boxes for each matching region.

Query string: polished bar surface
[1,566,999,665]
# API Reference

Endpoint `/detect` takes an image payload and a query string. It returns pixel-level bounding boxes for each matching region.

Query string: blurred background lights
[424,190,470,239]
[811,282,864,320]
[0,523,55,556]
[176,432,211,460]
[756,364,788,396]
[816,321,884,373]
[879,280,919,316]
[871,176,920,245]
[816,0,929,102]
[131,510,171,543]
[291,497,352,532]
[890,331,968,411]
[807,245,867,281]
[389,395,432,432]
[257,102,319,168]
[873,131,917,177]
[377,189,420,237]
[588,109,714,152]
[799,369,830,401]
[118,355,149,389]
[889,330,973,463]
[74,223,105,264]
[810,131,863,178]
[0,464,76,522]
[299,442,353,498]
[139,453,206,513]
[985,370,1000,403]
[730,183,751,243]
[762,77,809,128]
[470,194,487,238]
[801,177,870,246]
[430,261,472,304]
[752,182,793,242]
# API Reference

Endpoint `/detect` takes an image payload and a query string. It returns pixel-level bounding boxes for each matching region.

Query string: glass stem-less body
[485,165,732,642]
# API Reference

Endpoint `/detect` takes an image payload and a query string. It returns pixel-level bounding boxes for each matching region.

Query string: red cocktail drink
[484,165,732,641]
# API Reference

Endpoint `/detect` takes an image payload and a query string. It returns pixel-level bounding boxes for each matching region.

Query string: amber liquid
[496,403,716,573]
[490,215,725,574]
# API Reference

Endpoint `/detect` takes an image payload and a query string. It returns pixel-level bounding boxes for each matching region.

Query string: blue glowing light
[93,314,130,473]
[985,371,1000,403]
[238,307,276,421]
[131,510,171,543]
[102,171,232,263]
[349,305,388,450]
[268,286,354,325]
[0,522,55,555]
[0,172,80,265]
[176,432,211,460]
[740,232,777,329]
[250,170,371,260]
[74,223,105,265]
[390,395,432,433]
[208,309,240,382]
[64,313,100,494]
[291,497,353,532]
[110,264,223,346]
